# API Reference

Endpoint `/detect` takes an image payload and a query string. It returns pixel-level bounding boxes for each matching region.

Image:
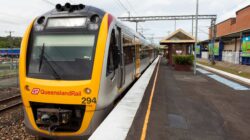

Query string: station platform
[90,57,250,140]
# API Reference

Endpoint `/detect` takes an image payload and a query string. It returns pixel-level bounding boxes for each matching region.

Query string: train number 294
[82,97,97,104]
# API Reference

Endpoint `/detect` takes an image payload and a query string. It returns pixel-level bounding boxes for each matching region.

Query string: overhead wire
[116,0,130,13]
[110,0,125,14]
[118,0,146,32]
[124,0,138,15]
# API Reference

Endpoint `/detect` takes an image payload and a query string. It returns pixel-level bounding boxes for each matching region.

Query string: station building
[201,5,250,65]
[160,29,195,65]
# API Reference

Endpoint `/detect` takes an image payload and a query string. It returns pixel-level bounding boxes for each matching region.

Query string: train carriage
[19,3,156,139]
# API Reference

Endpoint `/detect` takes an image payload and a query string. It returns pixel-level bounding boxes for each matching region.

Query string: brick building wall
[236,6,250,31]
[209,5,250,38]
[216,18,236,37]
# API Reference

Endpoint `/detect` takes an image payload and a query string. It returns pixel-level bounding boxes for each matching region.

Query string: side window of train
[123,35,134,65]
[106,30,116,76]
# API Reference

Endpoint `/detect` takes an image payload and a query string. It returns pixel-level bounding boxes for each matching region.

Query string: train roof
[41,3,106,19]
[36,3,153,47]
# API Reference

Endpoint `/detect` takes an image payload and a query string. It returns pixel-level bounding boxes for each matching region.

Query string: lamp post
[194,0,199,75]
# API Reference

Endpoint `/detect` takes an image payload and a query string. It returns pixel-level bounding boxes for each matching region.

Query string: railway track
[0,94,22,113]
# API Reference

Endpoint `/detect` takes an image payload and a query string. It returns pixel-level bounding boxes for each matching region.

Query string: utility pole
[6,31,18,87]
[128,11,131,21]
[211,19,216,65]
[192,16,194,35]
[194,0,199,75]
[150,34,154,44]
[5,31,15,69]
[137,28,149,34]
[136,21,139,32]
[174,19,177,31]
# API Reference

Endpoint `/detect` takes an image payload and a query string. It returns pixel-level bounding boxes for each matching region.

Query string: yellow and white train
[19,3,157,139]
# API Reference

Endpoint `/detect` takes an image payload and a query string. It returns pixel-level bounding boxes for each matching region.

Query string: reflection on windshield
[38,43,61,80]
[27,34,96,80]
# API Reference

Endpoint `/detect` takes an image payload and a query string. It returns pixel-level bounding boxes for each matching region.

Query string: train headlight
[36,108,72,125]
[37,111,42,122]
[85,88,92,94]
[61,113,71,124]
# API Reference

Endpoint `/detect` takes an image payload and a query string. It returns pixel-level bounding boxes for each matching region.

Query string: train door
[135,37,141,78]
[115,26,125,89]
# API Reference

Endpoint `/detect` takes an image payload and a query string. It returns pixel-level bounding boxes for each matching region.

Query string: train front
[19,3,108,139]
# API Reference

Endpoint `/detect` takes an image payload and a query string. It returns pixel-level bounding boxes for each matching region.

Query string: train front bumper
[23,106,92,140]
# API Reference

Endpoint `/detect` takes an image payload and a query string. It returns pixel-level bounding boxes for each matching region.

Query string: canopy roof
[160,29,196,44]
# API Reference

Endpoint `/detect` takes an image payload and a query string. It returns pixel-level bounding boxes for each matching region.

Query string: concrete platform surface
[127,58,250,140]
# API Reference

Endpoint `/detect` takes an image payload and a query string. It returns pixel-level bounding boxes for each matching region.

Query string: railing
[0,58,19,88]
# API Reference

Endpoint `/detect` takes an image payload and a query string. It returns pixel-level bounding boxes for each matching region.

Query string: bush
[173,55,194,65]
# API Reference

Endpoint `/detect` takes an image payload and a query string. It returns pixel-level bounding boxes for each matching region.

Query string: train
[0,48,20,57]
[19,3,157,139]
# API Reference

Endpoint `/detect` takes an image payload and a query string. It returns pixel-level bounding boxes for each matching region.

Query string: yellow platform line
[140,57,161,140]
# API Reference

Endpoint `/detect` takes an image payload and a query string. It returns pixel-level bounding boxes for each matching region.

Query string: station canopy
[160,29,196,45]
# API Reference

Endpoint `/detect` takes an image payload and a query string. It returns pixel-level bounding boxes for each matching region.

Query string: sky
[0,0,249,44]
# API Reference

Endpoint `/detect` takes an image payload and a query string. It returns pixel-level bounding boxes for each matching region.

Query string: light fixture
[85,88,92,94]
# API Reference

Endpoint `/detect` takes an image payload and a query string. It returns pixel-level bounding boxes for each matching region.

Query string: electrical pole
[136,21,139,32]
[194,0,199,75]
[5,31,14,69]
[192,16,194,36]
[174,19,177,31]
[6,31,18,87]
[211,19,216,65]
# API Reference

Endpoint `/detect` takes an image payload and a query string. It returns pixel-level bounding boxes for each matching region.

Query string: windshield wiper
[38,43,62,80]
[38,43,45,72]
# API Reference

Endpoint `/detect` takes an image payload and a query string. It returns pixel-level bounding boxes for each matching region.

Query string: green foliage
[173,55,194,65]
[0,36,22,48]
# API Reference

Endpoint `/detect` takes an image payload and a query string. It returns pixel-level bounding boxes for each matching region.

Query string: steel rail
[0,94,22,113]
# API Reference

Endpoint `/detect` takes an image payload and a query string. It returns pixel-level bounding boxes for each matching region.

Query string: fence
[0,58,19,88]
[222,51,241,64]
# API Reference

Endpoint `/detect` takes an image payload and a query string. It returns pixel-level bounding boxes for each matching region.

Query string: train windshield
[27,34,96,80]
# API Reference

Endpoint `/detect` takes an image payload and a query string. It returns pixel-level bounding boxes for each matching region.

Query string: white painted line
[196,68,211,74]
[208,74,249,90]
[197,63,250,85]
[197,68,249,91]
[89,57,160,140]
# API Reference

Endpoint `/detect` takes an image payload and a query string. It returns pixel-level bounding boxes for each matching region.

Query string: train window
[27,34,96,80]
[106,30,116,76]
[123,35,134,65]
[140,48,149,59]
[123,46,135,65]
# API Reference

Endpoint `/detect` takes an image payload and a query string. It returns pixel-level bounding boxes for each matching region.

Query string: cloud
[0,0,247,42]
[218,0,250,22]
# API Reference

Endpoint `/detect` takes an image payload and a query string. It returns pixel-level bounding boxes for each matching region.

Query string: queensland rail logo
[31,88,82,96]
[31,88,40,95]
